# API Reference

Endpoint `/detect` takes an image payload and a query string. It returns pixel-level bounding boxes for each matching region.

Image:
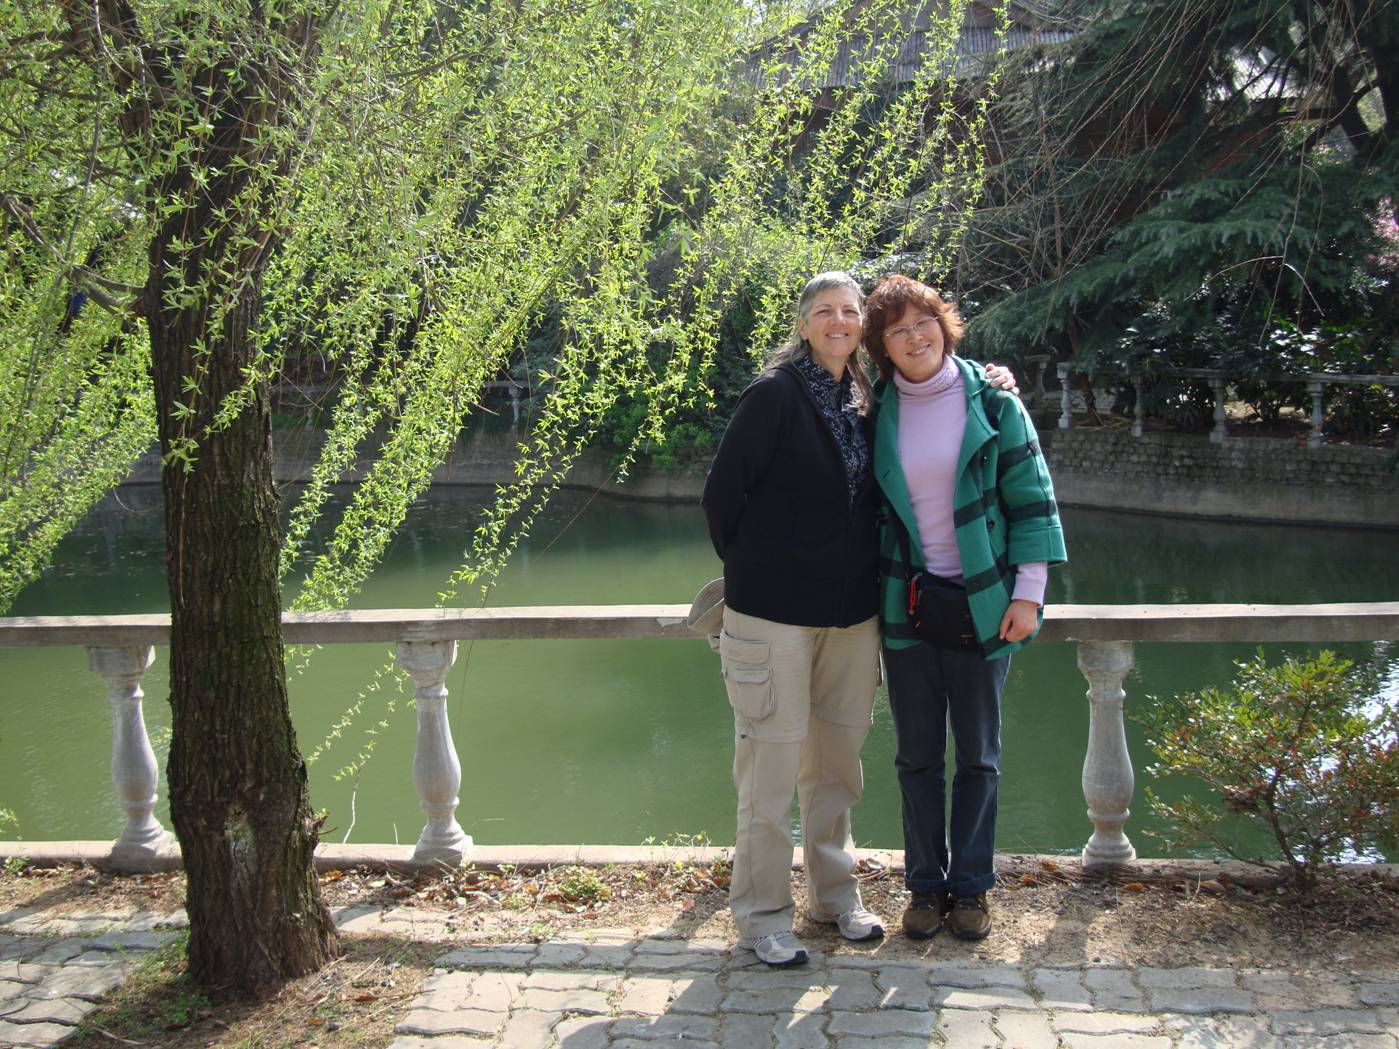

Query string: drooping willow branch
[1,0,1010,783]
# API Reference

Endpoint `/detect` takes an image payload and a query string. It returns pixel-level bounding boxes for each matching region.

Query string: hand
[983,363,1019,396]
[998,599,1038,643]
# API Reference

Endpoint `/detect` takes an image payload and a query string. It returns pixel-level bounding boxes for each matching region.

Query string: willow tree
[1,0,1003,998]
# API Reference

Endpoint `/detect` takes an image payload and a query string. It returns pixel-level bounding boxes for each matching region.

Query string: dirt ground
[3,856,1397,1047]
[4,855,1399,972]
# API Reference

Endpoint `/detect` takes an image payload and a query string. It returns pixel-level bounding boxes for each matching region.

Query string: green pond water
[2,487,1396,860]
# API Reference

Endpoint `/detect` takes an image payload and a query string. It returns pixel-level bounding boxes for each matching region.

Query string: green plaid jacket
[875,356,1067,659]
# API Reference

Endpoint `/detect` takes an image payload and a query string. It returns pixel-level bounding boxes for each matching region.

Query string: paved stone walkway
[383,935,1399,1049]
[1,904,1396,1048]
[0,909,185,1048]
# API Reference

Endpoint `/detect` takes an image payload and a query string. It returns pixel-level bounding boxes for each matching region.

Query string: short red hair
[863,275,965,381]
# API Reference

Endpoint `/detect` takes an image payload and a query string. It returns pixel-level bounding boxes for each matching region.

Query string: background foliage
[5,0,1395,603]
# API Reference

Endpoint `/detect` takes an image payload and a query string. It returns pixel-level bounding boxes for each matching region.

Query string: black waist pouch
[906,572,980,652]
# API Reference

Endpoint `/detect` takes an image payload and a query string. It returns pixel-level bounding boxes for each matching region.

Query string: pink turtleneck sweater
[895,358,1048,606]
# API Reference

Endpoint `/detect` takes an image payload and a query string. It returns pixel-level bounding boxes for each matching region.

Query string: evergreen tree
[955,0,1397,415]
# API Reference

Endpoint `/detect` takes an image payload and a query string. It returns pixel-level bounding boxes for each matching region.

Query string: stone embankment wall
[122,425,1398,529]
[121,427,711,501]
[1039,428,1398,530]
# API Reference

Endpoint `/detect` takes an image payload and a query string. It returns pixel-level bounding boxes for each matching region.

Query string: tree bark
[149,248,339,997]
[128,12,339,999]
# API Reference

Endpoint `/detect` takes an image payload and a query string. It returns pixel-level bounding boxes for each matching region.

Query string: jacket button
[987,520,996,531]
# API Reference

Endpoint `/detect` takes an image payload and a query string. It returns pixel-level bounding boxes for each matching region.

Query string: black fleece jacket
[701,362,879,628]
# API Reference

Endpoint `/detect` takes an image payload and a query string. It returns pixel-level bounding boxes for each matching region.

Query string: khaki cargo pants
[718,607,880,940]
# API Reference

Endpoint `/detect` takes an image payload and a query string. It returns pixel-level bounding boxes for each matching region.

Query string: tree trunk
[137,32,339,998]
[149,237,339,999]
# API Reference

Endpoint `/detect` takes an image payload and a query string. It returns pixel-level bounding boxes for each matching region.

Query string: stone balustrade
[1052,362,1399,446]
[2,602,1397,871]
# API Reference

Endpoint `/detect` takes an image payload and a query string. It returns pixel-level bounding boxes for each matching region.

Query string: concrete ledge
[3,602,1396,647]
[2,840,1394,885]
[0,840,183,873]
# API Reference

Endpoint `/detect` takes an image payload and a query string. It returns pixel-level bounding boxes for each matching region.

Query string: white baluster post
[1132,377,1146,438]
[1307,379,1326,449]
[396,640,470,865]
[1057,362,1072,429]
[1208,375,1227,444]
[1078,640,1137,869]
[87,646,174,864]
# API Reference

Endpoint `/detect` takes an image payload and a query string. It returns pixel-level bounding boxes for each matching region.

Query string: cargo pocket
[719,631,774,722]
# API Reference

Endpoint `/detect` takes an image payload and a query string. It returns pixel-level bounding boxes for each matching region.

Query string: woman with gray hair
[702,271,1013,966]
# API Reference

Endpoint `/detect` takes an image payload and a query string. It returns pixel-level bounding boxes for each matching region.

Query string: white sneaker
[737,931,810,967]
[812,906,885,942]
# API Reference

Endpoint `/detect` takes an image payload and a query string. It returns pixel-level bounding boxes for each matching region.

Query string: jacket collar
[874,355,989,406]
[874,357,999,541]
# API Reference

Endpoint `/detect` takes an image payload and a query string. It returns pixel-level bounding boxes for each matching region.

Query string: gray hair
[768,271,873,414]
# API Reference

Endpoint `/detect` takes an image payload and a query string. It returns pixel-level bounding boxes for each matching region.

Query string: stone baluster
[508,384,521,426]
[395,639,470,865]
[1132,377,1146,438]
[87,646,174,864]
[1208,374,1227,444]
[1077,641,1137,869]
[1307,379,1326,449]
[1057,362,1072,429]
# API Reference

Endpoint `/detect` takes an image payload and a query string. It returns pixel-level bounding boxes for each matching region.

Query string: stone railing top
[1159,367,1399,387]
[0,602,1396,647]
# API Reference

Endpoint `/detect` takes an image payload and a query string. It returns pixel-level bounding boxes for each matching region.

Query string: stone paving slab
[0,914,181,1047]
[1,905,1397,1049]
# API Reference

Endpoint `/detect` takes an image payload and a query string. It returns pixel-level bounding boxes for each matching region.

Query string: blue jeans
[883,643,1011,897]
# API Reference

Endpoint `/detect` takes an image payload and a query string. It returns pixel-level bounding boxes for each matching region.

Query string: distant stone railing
[1046,362,1399,447]
[2,603,1396,871]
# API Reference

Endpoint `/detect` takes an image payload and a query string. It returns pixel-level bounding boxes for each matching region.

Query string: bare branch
[55,0,169,120]
[0,74,105,102]
[0,191,139,315]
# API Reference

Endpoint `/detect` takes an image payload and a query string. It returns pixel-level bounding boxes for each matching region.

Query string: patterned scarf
[795,353,870,508]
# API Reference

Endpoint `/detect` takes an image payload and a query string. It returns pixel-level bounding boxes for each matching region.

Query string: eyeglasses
[883,316,942,345]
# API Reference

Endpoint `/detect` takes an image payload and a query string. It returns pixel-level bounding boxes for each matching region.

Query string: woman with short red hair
[864,274,1066,942]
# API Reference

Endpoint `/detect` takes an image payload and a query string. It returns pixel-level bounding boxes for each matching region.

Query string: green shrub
[1138,649,1399,895]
